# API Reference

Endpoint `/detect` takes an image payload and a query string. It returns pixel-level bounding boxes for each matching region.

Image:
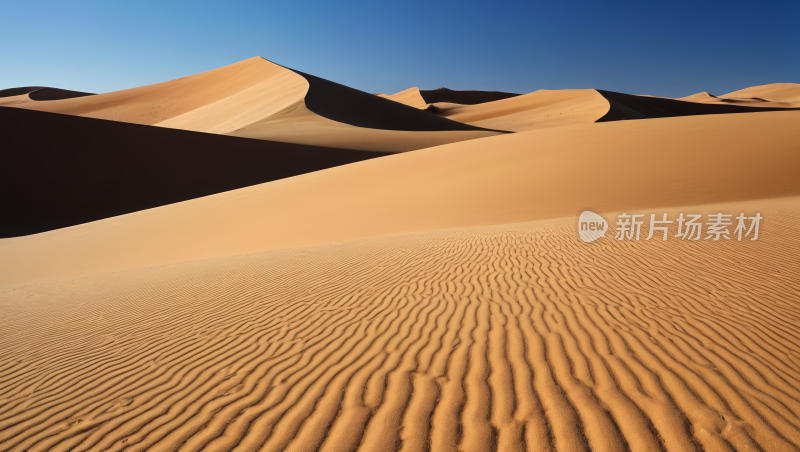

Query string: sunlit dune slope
[723,83,800,104]
[2,110,798,286]
[429,89,609,132]
[12,57,501,152]
[399,85,799,132]
[676,91,796,108]
[0,107,387,237]
[224,70,503,152]
[13,57,282,124]
[1,197,798,451]
[377,87,428,109]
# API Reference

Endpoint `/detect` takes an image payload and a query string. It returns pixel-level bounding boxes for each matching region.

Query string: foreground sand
[1,196,799,451]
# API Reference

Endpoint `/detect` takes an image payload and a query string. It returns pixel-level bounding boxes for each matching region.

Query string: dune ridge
[427,89,609,132]
[0,87,94,107]
[723,83,800,104]
[9,57,501,152]
[395,86,800,132]
[1,199,798,451]
[377,87,428,109]
[598,89,800,121]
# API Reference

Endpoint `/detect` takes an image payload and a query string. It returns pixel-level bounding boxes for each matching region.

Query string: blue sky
[1,0,797,98]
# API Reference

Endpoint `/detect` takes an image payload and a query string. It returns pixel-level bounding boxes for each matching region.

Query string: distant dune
[11,58,502,152]
[380,86,800,132]
[0,107,386,237]
[723,82,800,104]
[0,86,94,100]
[597,89,799,121]
[0,86,94,107]
[377,87,428,109]
[427,89,609,132]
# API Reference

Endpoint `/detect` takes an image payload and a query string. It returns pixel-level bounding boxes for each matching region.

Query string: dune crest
[0,86,94,107]
[10,57,501,152]
[429,89,609,132]
[14,57,281,125]
[723,83,800,104]
[377,87,428,109]
[677,85,800,109]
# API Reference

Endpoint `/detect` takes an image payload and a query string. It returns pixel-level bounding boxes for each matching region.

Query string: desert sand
[2,109,798,287]
[0,107,387,236]
[669,84,800,109]
[13,58,501,152]
[1,59,799,452]
[380,85,799,132]
[0,86,93,107]
[377,87,429,109]
[427,89,609,131]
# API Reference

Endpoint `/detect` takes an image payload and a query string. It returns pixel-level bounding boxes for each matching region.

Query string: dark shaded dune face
[0,107,389,237]
[293,70,501,132]
[27,87,95,101]
[597,89,800,121]
[420,88,521,105]
[0,86,94,100]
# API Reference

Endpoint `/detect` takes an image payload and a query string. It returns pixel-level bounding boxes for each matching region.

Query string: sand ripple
[1,212,799,451]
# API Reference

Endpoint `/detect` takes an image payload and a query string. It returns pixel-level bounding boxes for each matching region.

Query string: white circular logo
[578,211,608,243]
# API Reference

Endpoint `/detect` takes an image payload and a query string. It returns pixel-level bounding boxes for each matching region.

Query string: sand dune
[13,58,288,125]
[677,87,800,109]
[428,89,609,132]
[0,107,386,237]
[599,89,799,121]
[399,85,799,132]
[0,86,93,101]
[11,58,500,152]
[2,110,798,287]
[723,83,800,104]
[0,86,93,107]
[377,87,428,109]
[1,195,798,451]
[225,71,503,152]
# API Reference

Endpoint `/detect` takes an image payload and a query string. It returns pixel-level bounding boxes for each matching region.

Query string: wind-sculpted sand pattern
[1,210,800,452]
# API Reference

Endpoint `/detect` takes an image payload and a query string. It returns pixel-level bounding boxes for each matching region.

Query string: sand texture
[1,200,799,451]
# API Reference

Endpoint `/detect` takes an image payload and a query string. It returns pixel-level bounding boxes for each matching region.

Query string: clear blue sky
[1,0,797,98]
